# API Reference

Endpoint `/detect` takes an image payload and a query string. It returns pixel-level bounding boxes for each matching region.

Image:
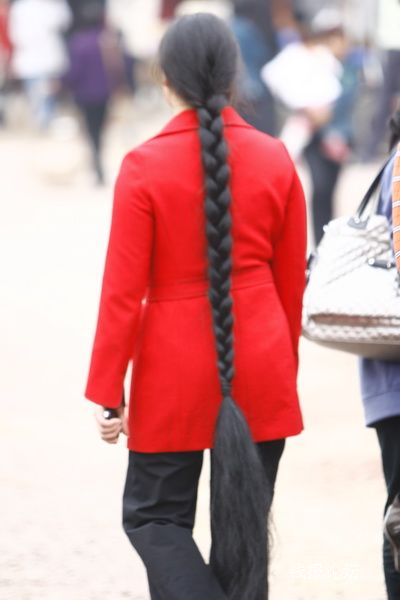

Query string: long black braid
[159,14,272,600]
[198,95,234,395]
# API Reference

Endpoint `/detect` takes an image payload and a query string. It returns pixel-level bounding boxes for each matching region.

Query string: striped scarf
[393,144,400,271]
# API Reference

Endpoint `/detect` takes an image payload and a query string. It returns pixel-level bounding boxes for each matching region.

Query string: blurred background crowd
[0,0,399,243]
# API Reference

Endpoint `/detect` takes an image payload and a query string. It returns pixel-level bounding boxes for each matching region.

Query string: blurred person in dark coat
[359,108,400,600]
[264,6,360,246]
[64,1,123,184]
[295,8,358,246]
[302,9,358,246]
[230,0,278,135]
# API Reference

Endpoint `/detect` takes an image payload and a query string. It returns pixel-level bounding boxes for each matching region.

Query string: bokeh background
[1,1,399,598]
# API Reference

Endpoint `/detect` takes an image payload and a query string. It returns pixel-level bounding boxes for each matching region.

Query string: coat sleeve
[271,165,307,371]
[85,151,153,408]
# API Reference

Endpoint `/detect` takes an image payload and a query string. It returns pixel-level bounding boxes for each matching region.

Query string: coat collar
[155,106,252,139]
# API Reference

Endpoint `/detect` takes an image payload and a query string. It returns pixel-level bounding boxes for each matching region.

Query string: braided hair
[159,14,272,600]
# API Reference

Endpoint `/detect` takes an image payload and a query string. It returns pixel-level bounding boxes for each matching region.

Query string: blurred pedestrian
[302,12,358,246]
[230,0,278,135]
[262,16,343,160]
[0,0,11,125]
[64,1,123,184]
[264,7,358,245]
[359,108,400,600]
[9,0,72,130]
[85,13,306,600]
[364,0,400,161]
[107,0,164,86]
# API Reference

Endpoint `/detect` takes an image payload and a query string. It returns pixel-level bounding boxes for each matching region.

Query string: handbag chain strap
[348,157,393,229]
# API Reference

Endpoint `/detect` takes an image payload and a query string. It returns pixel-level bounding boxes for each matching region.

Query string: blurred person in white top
[107,0,164,95]
[107,0,163,61]
[9,0,72,129]
[263,7,357,246]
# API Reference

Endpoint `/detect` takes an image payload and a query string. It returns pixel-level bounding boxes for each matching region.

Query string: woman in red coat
[85,13,307,600]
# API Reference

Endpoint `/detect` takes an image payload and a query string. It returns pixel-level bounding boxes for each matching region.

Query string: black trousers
[122,439,285,600]
[78,100,109,183]
[375,417,400,600]
[304,137,342,247]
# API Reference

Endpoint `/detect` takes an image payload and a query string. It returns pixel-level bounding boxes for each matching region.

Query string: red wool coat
[85,107,307,452]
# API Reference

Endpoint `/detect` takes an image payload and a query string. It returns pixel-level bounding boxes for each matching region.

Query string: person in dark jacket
[298,7,359,246]
[360,109,400,600]
[64,1,117,184]
[230,0,278,135]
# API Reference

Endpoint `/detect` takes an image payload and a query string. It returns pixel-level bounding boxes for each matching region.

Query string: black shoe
[384,495,400,572]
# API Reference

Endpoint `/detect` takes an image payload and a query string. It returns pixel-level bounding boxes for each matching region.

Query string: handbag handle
[348,157,392,229]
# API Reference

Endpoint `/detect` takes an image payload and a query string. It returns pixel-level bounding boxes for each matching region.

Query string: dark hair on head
[159,12,238,107]
[390,107,400,150]
[72,0,105,30]
[159,13,272,600]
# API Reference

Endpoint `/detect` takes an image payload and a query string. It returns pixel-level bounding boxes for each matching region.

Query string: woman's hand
[94,404,129,444]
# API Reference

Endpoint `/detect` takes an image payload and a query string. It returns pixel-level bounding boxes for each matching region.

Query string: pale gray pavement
[0,98,388,599]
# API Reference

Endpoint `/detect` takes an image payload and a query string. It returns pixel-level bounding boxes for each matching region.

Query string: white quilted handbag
[302,162,400,361]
